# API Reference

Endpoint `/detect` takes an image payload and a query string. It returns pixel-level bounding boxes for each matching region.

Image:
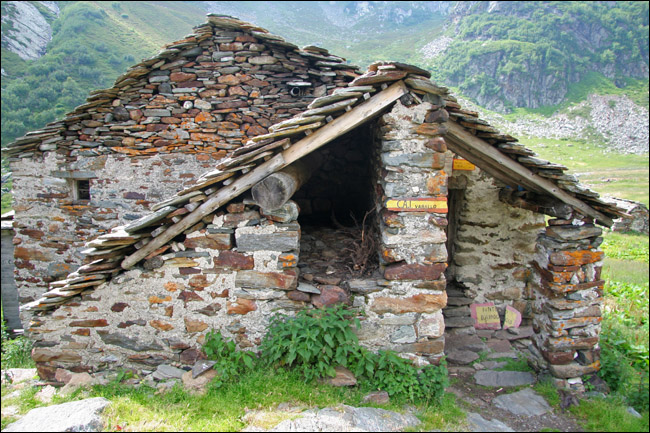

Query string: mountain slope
[424,1,649,112]
[1,1,206,147]
[1,1,648,153]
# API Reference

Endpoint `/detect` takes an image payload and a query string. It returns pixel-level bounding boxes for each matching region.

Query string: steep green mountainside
[424,1,649,112]
[1,1,648,151]
[1,1,206,147]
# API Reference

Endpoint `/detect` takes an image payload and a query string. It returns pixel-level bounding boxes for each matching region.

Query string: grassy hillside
[1,1,205,147]
[520,137,649,206]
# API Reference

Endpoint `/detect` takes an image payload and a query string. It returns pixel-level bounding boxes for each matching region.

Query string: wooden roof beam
[445,120,614,227]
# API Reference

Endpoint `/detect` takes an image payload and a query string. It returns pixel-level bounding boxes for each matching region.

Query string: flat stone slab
[254,404,421,432]
[474,370,536,387]
[445,334,488,353]
[447,349,480,365]
[493,388,552,416]
[3,397,110,432]
[466,412,514,432]
[493,326,534,341]
[487,339,512,353]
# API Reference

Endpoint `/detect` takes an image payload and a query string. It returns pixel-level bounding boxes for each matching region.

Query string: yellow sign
[503,305,522,329]
[471,302,501,330]
[385,198,448,213]
[453,158,475,171]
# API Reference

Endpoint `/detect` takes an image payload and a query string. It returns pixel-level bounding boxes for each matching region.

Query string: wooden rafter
[445,120,614,226]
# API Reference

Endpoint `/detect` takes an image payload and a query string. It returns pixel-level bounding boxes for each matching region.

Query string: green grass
[602,231,649,263]
[569,396,649,432]
[519,137,649,206]
[1,368,467,432]
[534,379,649,433]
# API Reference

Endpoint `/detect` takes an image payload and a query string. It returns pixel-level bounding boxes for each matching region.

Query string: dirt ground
[448,369,584,432]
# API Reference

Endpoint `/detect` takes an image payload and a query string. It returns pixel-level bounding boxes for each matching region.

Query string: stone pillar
[531,216,604,391]
[353,97,449,365]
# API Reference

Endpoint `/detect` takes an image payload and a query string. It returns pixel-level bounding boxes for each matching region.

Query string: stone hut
[5,15,624,389]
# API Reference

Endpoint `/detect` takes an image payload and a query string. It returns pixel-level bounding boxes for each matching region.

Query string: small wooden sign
[471,302,501,330]
[385,198,448,213]
[503,305,522,329]
[453,158,475,171]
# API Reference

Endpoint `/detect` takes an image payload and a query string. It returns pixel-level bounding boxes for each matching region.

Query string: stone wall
[445,167,545,334]
[10,20,356,324]
[28,199,306,379]
[529,217,604,391]
[351,98,449,365]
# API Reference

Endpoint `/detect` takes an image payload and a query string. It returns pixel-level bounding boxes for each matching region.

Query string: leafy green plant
[1,319,34,369]
[260,304,361,383]
[260,305,449,403]
[202,330,255,387]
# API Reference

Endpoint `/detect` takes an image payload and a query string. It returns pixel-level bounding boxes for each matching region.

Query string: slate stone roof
[17,15,624,313]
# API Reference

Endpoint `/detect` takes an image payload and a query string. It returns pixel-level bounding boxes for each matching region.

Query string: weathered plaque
[471,302,501,330]
[453,158,475,171]
[385,198,448,213]
[503,305,522,329]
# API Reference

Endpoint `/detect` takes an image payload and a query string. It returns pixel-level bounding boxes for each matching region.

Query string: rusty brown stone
[69,319,108,327]
[227,298,257,315]
[549,250,603,266]
[399,338,445,355]
[312,286,349,309]
[178,291,205,303]
[213,250,254,270]
[189,274,209,289]
[416,122,448,137]
[384,263,446,281]
[424,108,449,123]
[226,203,246,213]
[150,320,174,331]
[32,348,82,363]
[14,247,52,262]
[287,290,311,302]
[180,348,206,366]
[235,270,298,290]
[149,295,172,304]
[541,349,576,365]
[184,233,232,250]
[170,72,197,82]
[71,329,90,336]
[545,336,599,351]
[371,292,447,314]
[19,229,45,239]
[425,136,447,152]
[111,302,129,313]
[184,317,209,333]
[164,282,181,292]
[426,172,448,195]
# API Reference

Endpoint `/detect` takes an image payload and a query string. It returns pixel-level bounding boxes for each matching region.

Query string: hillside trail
[443,329,585,432]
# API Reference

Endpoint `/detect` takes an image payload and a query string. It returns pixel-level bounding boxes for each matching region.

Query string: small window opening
[290,86,305,97]
[76,179,91,200]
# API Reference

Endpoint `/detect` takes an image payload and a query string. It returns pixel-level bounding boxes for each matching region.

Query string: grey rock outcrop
[2,397,110,432]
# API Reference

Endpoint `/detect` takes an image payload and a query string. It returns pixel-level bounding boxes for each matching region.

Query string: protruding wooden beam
[445,121,613,227]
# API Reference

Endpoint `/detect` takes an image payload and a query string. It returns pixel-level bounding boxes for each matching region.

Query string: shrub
[259,304,449,403]
[202,330,255,387]
[1,319,35,369]
[259,304,361,383]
